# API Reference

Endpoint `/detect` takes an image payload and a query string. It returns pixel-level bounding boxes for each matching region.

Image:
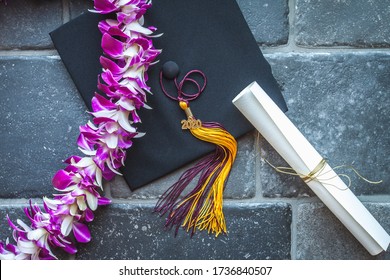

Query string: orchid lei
[0,0,160,260]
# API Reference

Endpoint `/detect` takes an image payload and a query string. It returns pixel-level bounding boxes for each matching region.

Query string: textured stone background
[0,0,389,260]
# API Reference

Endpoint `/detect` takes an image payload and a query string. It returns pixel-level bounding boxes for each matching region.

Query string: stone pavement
[0,0,389,260]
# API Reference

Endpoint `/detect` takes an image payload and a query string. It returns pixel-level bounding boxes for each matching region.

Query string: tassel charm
[155,61,237,236]
[180,101,202,129]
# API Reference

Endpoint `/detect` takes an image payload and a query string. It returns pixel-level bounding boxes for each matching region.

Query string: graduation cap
[50,0,287,192]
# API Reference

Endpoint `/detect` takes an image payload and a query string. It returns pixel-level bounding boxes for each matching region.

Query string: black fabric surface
[50,0,287,190]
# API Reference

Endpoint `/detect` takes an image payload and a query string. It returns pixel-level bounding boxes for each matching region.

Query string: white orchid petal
[70,204,78,216]
[105,133,119,149]
[0,253,17,260]
[148,33,164,38]
[105,122,119,133]
[118,111,136,132]
[92,110,118,120]
[38,235,50,250]
[15,253,30,260]
[73,157,94,168]
[123,66,143,79]
[27,228,47,241]
[86,192,98,211]
[134,132,146,138]
[117,99,136,111]
[127,21,153,35]
[16,219,32,232]
[106,19,118,26]
[77,196,87,211]
[95,168,103,189]
[55,184,77,193]
[31,252,41,260]
[87,120,98,130]
[143,103,152,110]
[61,215,73,236]
[118,0,133,7]
[138,15,145,25]
[17,240,38,255]
[106,160,123,176]
[43,197,61,210]
[144,86,152,95]
[58,235,72,245]
[78,147,97,156]
[123,45,139,57]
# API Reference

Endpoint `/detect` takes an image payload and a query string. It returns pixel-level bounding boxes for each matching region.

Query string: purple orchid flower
[91,0,124,14]
[98,69,150,106]
[117,0,152,23]
[91,0,151,15]
[98,18,156,39]
[4,202,77,260]
[0,239,24,260]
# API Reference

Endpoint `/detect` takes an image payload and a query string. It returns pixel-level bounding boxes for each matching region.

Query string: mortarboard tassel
[154,61,237,237]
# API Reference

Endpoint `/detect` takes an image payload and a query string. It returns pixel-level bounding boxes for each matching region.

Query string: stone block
[236,0,289,46]
[296,202,390,259]
[295,0,390,47]
[76,202,292,259]
[0,57,89,198]
[70,0,92,19]
[0,0,63,49]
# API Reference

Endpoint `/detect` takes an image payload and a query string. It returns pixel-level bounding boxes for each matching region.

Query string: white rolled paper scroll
[232,81,390,255]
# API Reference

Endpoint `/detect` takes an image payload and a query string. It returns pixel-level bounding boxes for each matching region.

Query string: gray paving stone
[76,202,291,260]
[295,0,390,47]
[110,133,256,199]
[70,0,92,19]
[0,204,70,259]
[296,202,390,259]
[0,57,89,198]
[0,0,63,49]
[263,52,390,197]
[236,0,289,46]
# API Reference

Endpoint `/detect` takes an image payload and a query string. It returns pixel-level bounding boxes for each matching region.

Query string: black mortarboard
[50,0,287,190]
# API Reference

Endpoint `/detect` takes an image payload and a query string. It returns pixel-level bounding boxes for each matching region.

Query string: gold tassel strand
[182,101,237,235]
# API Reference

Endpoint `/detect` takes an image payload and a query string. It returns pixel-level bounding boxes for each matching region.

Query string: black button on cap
[162,61,180,80]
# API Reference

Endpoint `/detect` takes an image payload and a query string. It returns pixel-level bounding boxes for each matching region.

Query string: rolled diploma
[232,81,390,255]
